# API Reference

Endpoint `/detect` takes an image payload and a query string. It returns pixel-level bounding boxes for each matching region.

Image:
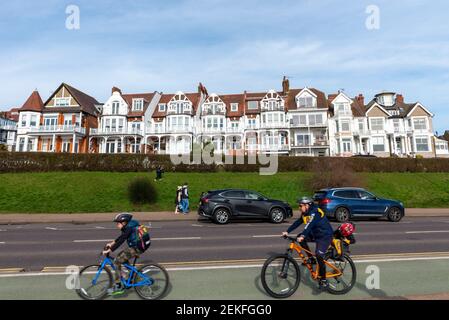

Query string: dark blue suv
[313,188,405,222]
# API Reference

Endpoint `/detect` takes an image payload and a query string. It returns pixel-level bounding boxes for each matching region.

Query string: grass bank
[0,172,448,213]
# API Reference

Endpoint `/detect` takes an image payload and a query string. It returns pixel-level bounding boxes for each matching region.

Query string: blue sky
[1,0,448,133]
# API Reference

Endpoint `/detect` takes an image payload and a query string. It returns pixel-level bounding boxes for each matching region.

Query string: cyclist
[102,213,144,296]
[282,197,333,290]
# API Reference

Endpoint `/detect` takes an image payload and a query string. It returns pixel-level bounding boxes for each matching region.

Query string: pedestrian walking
[181,183,189,214]
[175,186,182,214]
[154,166,164,182]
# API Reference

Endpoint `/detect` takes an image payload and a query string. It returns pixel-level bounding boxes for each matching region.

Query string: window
[55,98,70,107]
[62,141,71,153]
[393,119,400,132]
[296,134,310,146]
[297,96,314,108]
[372,137,385,152]
[415,137,429,152]
[30,115,37,127]
[119,119,124,131]
[231,103,238,112]
[247,101,258,110]
[222,191,244,198]
[370,118,384,131]
[44,117,57,127]
[244,191,261,200]
[413,118,427,130]
[21,115,27,127]
[342,139,352,152]
[158,104,166,112]
[247,119,256,127]
[358,119,364,131]
[309,114,323,126]
[112,102,120,115]
[358,190,375,200]
[133,99,144,111]
[333,190,359,199]
[18,138,25,152]
[340,121,350,132]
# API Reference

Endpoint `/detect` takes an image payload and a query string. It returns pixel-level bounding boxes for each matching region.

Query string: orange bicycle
[261,236,356,298]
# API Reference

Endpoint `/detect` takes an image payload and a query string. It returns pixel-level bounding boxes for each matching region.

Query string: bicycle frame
[92,256,154,288]
[287,241,343,280]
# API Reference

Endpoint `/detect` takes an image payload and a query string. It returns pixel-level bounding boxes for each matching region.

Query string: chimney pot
[396,94,404,104]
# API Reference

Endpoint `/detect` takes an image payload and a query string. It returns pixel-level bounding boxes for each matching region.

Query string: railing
[0,125,17,131]
[335,110,353,117]
[226,127,241,133]
[200,127,226,134]
[28,125,86,135]
[90,128,143,135]
[293,140,329,147]
[259,144,290,151]
[245,124,258,130]
[166,110,193,115]
[259,122,289,129]
[290,121,326,128]
[260,106,285,112]
[201,110,226,116]
[167,126,193,133]
[353,129,371,136]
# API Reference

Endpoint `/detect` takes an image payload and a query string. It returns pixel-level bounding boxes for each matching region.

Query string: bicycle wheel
[325,254,357,295]
[134,263,170,300]
[76,264,113,300]
[261,254,301,299]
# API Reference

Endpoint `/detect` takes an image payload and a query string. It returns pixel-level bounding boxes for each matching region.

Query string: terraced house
[11,78,448,157]
[0,113,17,151]
[16,83,100,153]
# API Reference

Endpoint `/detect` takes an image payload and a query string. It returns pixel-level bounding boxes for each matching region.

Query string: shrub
[305,159,366,192]
[128,177,158,205]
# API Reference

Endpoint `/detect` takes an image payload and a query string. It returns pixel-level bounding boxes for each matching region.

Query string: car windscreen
[222,191,245,198]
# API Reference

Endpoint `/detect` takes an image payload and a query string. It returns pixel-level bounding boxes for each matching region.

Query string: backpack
[131,224,151,252]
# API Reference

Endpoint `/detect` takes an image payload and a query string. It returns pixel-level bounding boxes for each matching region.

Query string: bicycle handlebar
[282,235,298,242]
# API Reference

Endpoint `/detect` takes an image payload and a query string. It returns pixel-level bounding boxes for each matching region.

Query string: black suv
[198,189,293,224]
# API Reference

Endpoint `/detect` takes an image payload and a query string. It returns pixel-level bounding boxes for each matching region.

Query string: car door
[333,190,362,215]
[242,191,268,216]
[221,191,246,216]
[356,190,387,216]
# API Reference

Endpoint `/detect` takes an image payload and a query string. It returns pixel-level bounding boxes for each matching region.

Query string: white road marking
[191,224,203,227]
[2,254,449,277]
[95,226,105,229]
[0,242,5,245]
[73,237,201,243]
[252,235,280,238]
[45,227,58,231]
[405,230,449,234]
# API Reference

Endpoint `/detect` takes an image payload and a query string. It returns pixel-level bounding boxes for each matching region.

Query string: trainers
[108,283,125,296]
[318,279,329,291]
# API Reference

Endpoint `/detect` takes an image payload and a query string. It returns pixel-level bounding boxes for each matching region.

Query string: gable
[367,105,389,118]
[45,85,80,108]
[409,105,431,117]
[331,92,352,104]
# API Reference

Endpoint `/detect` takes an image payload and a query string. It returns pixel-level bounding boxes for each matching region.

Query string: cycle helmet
[113,213,133,223]
[297,197,313,205]
[339,222,355,237]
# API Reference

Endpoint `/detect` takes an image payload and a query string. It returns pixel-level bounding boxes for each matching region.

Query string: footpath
[0,208,449,224]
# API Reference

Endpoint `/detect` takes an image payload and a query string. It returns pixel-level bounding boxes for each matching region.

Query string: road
[1,216,449,300]
[0,216,449,271]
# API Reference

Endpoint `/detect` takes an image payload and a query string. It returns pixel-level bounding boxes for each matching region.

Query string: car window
[313,191,327,200]
[333,190,360,199]
[358,190,375,200]
[244,191,260,200]
[222,191,245,198]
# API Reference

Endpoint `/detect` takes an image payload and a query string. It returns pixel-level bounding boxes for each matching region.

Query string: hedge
[1,152,449,173]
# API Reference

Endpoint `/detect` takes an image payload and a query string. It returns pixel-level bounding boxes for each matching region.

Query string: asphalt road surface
[1,216,449,272]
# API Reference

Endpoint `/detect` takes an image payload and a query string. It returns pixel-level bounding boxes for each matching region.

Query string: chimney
[356,94,365,106]
[395,94,404,104]
[112,86,122,95]
[282,76,290,95]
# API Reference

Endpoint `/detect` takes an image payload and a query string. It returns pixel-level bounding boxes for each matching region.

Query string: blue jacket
[287,205,333,240]
[111,220,140,251]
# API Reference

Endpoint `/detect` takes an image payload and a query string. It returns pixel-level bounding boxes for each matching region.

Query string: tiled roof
[19,91,44,112]
[121,92,156,117]
[220,94,245,117]
[152,92,201,118]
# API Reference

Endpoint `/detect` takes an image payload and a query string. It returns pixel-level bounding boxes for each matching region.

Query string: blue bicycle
[76,251,169,300]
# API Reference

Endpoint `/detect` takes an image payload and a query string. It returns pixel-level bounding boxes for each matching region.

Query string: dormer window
[158,104,166,112]
[248,101,258,110]
[296,96,315,108]
[231,103,238,112]
[55,98,70,107]
[133,99,144,111]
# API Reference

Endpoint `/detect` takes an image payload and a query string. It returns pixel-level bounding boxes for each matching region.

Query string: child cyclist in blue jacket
[282,197,334,290]
[102,213,150,296]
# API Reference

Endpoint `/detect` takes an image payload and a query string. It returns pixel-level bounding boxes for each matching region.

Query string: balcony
[259,122,289,129]
[167,126,193,133]
[90,128,143,136]
[260,106,285,112]
[259,144,290,151]
[200,127,226,134]
[335,110,353,117]
[201,109,226,116]
[353,129,371,136]
[245,124,258,130]
[0,125,17,131]
[28,125,86,135]
[166,109,193,116]
[290,121,327,128]
[226,127,241,134]
[292,139,329,148]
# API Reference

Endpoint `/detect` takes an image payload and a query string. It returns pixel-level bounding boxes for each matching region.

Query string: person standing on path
[155,166,164,182]
[181,183,189,214]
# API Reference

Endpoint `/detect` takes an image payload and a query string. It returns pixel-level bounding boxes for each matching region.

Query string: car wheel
[387,207,403,222]
[335,207,350,223]
[213,208,231,224]
[269,208,285,224]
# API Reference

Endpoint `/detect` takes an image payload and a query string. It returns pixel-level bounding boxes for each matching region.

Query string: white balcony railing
[0,125,17,131]
[90,128,143,136]
[28,125,86,135]
[259,144,290,151]
[200,127,226,134]
[259,122,289,129]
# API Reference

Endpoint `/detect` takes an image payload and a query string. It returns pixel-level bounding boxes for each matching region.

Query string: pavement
[1,208,449,224]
